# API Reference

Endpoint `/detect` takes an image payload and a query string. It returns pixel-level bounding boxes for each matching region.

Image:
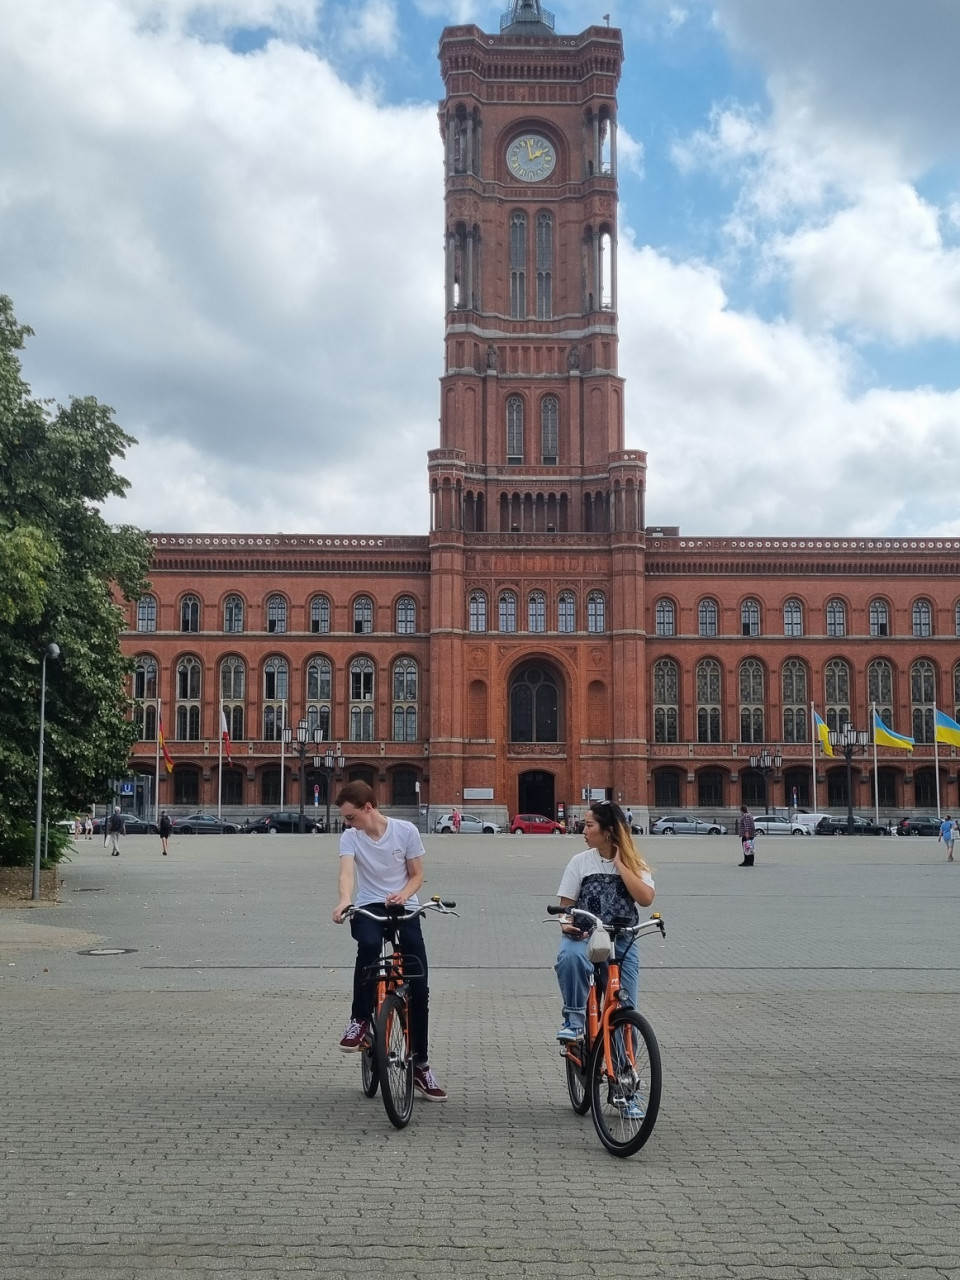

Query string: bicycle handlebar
[342,895,459,924]
[547,904,665,939]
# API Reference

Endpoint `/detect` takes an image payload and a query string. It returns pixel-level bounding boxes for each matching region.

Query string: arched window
[826,599,846,638]
[782,659,807,742]
[180,594,200,633]
[510,210,526,319]
[509,664,560,743]
[134,656,158,702]
[696,659,721,743]
[956,601,960,637]
[137,595,157,633]
[528,591,546,633]
[536,212,552,319]
[353,596,373,634]
[824,658,850,731]
[911,659,935,743]
[783,599,803,637]
[558,592,575,633]
[266,595,287,634]
[869,599,889,638]
[499,591,517,633]
[912,599,933,638]
[587,592,605,634]
[222,595,243,634]
[349,657,375,741]
[220,657,245,742]
[655,599,675,637]
[395,596,416,635]
[739,659,764,743]
[175,657,201,741]
[506,396,524,464]
[262,656,288,740]
[540,395,558,464]
[653,659,678,743]
[469,591,487,633]
[306,657,332,742]
[132,658,158,741]
[954,660,960,723]
[868,659,893,730]
[311,595,331,634]
[392,658,418,742]
[740,599,760,637]
[698,598,718,638]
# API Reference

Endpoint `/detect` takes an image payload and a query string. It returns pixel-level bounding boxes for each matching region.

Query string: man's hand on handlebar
[332,901,352,924]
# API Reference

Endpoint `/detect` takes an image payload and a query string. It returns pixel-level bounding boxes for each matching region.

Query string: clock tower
[428,1,648,819]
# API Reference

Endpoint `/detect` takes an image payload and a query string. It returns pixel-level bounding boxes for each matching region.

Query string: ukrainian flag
[813,710,835,757]
[935,708,960,748]
[873,710,914,752]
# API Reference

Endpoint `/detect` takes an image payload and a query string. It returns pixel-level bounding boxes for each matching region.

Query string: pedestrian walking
[625,806,634,830]
[106,806,125,857]
[159,810,172,856]
[939,815,955,862]
[738,804,756,867]
[451,807,462,834]
[84,814,93,840]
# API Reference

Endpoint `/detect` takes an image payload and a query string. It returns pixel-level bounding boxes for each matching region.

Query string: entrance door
[518,770,555,818]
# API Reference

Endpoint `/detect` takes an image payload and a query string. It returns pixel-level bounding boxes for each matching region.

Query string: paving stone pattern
[1,833,958,1279]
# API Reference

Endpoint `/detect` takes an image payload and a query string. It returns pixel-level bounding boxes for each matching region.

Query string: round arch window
[509,664,560,743]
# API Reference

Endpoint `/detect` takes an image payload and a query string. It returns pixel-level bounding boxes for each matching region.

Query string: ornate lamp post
[828,722,870,834]
[283,719,323,833]
[33,642,61,901]
[314,743,346,834]
[748,747,783,815]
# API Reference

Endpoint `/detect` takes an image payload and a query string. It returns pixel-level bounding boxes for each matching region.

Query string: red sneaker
[413,1064,447,1101]
[338,1019,370,1052]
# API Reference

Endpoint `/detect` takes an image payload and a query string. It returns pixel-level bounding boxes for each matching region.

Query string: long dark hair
[589,801,651,875]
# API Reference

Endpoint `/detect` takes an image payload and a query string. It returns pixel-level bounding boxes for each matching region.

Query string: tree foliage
[0,295,152,858]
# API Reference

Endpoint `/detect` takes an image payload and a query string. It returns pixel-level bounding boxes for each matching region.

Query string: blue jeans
[350,908,429,1063]
[555,934,639,1030]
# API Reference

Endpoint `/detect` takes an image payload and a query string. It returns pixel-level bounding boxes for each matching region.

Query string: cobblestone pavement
[2,832,958,1279]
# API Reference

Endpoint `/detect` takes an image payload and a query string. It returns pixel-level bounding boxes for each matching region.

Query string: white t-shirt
[339,816,425,907]
[557,847,654,926]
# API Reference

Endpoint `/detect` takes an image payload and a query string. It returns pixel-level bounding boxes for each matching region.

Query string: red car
[509,813,564,835]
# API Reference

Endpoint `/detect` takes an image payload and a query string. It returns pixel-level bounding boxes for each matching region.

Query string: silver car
[433,812,502,835]
[651,815,727,835]
[752,814,795,836]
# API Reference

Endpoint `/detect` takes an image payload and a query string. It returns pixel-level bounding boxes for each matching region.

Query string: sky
[2,0,960,538]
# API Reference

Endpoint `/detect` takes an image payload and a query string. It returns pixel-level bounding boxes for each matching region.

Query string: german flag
[158,715,174,773]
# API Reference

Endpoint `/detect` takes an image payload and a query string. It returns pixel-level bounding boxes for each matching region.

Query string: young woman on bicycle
[554,800,655,1042]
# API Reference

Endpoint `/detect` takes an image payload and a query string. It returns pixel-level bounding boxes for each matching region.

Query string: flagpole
[810,701,817,811]
[933,708,941,820]
[218,699,223,820]
[280,699,287,808]
[871,701,880,827]
[155,696,161,825]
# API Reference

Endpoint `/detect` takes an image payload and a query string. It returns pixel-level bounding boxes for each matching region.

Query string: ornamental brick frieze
[468,647,488,668]
[508,743,566,757]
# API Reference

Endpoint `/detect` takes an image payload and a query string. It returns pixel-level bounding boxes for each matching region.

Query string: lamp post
[314,743,346,834]
[283,719,323,833]
[748,747,782,815]
[33,642,61,901]
[828,722,870,835]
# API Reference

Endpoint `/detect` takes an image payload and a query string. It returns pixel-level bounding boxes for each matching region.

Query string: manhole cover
[77,947,138,956]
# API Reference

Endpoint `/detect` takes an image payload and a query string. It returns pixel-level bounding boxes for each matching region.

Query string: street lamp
[314,743,346,834]
[33,642,61,901]
[283,718,323,833]
[748,747,783,815]
[828,722,870,835]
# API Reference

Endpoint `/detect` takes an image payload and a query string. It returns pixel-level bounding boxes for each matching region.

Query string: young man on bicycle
[331,781,446,1101]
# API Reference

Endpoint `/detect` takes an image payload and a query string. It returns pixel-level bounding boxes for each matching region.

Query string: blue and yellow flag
[873,710,914,752]
[813,710,835,757]
[935,708,960,748]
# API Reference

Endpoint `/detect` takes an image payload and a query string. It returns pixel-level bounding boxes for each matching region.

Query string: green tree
[0,295,151,861]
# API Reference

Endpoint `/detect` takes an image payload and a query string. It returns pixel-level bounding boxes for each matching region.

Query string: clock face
[506,133,556,182]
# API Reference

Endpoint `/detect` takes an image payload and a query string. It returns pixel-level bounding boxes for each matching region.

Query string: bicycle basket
[586,925,613,963]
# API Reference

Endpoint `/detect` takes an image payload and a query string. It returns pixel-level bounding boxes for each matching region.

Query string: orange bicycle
[548,905,665,1157]
[342,896,457,1129]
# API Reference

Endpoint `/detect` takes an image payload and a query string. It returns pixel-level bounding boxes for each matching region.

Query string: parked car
[752,814,795,836]
[240,810,323,834]
[433,812,501,834]
[651,815,727,835]
[86,814,158,835]
[896,815,943,837]
[789,812,830,835]
[171,813,240,835]
[816,815,890,836]
[509,813,564,834]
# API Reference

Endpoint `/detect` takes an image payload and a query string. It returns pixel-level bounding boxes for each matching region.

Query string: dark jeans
[350,907,429,1064]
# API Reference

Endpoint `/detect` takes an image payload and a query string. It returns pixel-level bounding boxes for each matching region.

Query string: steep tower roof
[499,1,557,37]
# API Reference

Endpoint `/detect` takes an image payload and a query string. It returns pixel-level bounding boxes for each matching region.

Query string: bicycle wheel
[589,1008,661,1157]
[563,1042,591,1115]
[374,991,414,1128]
[360,1042,379,1098]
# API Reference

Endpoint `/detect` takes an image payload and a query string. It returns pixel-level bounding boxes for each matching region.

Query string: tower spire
[499,0,556,36]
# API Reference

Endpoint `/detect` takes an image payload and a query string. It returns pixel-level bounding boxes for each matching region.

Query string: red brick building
[122,3,960,825]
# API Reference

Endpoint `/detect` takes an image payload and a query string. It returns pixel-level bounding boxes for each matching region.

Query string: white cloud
[338,0,399,58]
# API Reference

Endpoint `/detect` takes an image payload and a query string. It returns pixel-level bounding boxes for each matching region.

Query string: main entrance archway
[518,770,555,818]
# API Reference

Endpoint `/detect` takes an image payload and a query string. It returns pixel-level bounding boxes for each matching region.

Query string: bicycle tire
[588,1008,661,1157]
[564,1043,590,1115]
[374,991,414,1128]
[360,1043,379,1098]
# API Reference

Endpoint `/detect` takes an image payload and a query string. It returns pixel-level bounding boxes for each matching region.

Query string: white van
[790,812,828,835]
